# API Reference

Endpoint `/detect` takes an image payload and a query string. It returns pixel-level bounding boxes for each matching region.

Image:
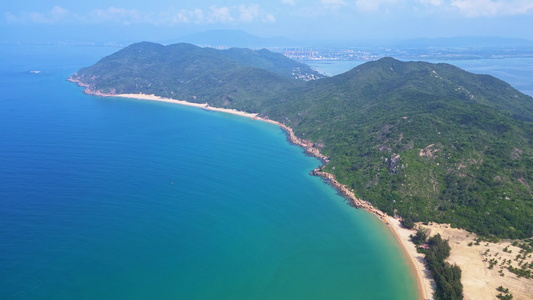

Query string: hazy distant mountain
[167,30,297,48]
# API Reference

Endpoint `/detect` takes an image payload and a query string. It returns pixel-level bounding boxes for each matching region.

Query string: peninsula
[70,42,533,299]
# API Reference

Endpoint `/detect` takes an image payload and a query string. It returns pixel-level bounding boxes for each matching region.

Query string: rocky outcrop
[310,168,386,219]
[387,154,401,174]
[67,76,115,97]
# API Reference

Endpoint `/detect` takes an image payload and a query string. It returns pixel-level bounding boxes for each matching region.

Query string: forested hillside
[71,45,533,238]
[262,58,533,238]
[72,42,323,112]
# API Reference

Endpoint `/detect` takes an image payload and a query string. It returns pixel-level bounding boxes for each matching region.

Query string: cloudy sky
[2,0,533,43]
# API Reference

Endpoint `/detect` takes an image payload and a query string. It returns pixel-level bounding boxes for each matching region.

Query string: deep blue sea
[0,45,419,299]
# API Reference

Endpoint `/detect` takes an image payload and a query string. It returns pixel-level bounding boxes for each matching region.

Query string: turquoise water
[0,45,419,299]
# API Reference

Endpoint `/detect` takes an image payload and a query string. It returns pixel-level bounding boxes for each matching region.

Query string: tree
[401,216,415,229]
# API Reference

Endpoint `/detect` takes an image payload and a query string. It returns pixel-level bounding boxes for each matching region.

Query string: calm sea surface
[0,45,418,299]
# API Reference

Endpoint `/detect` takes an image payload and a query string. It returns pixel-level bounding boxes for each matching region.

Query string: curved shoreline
[68,79,434,299]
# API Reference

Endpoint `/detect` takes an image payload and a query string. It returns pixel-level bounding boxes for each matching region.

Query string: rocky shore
[67,77,114,97]
[309,168,386,218]
[271,120,386,219]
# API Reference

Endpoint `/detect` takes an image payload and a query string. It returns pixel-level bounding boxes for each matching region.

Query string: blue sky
[2,0,533,43]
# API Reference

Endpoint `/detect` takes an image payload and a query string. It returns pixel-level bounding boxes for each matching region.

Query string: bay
[0,44,418,299]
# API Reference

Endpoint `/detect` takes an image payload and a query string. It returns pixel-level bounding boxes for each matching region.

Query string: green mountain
[71,45,533,239]
[263,57,533,238]
[71,42,323,111]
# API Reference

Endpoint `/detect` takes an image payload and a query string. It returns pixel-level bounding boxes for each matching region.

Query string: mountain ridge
[72,41,324,111]
[258,57,533,238]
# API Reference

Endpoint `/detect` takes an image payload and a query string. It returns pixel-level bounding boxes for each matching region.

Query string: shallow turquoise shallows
[0,45,419,299]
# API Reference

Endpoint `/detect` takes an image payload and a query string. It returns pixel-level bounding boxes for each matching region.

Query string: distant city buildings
[279,46,533,62]
[283,48,381,61]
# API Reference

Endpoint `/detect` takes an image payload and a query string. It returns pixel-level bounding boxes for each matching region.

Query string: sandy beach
[114,93,260,119]
[383,219,533,300]
[385,217,436,300]
[425,223,533,300]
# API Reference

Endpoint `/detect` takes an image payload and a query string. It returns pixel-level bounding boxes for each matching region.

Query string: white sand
[114,93,259,119]
[385,216,436,300]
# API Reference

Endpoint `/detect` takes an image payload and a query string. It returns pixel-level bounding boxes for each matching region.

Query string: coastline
[69,79,434,299]
[386,217,436,300]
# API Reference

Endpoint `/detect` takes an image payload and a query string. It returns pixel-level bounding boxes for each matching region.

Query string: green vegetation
[401,216,415,229]
[507,265,532,278]
[478,239,533,281]
[72,43,533,239]
[488,258,498,269]
[497,286,509,293]
[496,286,513,299]
[425,234,463,300]
[72,42,323,112]
[263,58,533,239]
[410,228,428,245]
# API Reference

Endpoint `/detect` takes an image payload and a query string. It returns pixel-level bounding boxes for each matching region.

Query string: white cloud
[353,0,533,16]
[239,4,259,22]
[281,0,296,5]
[208,6,234,23]
[419,0,443,6]
[89,7,145,25]
[355,0,398,12]
[451,0,533,17]
[5,6,73,24]
[50,6,70,19]
[5,4,277,26]
[170,8,204,24]
[264,14,276,22]
[322,0,347,4]
[171,10,190,23]
[322,0,348,10]
[192,9,205,23]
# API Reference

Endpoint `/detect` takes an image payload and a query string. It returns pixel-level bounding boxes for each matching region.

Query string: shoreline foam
[69,78,434,300]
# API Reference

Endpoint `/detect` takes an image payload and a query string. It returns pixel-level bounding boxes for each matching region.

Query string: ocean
[0,45,418,299]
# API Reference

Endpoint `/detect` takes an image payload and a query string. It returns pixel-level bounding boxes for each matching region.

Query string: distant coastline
[68,76,434,300]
